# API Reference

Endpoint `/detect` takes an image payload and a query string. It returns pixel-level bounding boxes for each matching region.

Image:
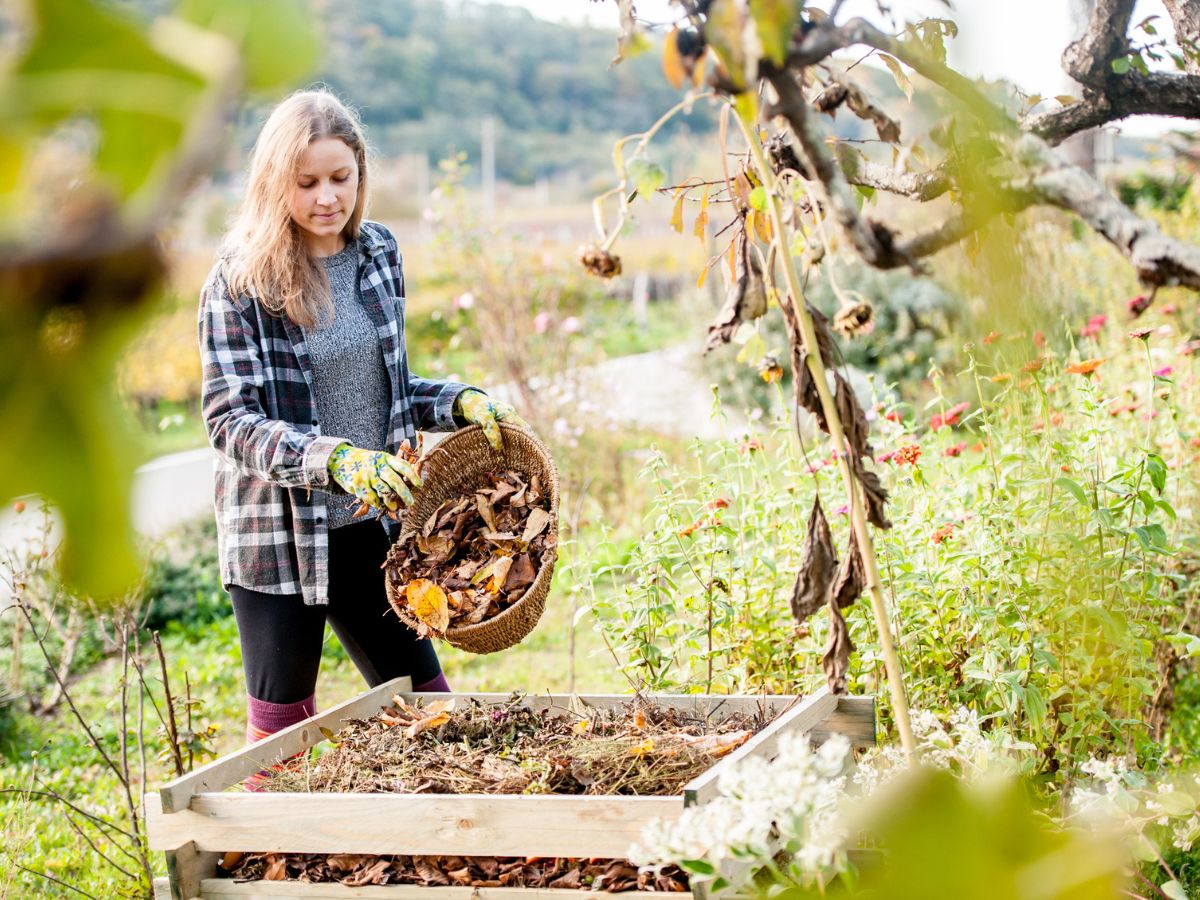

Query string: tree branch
[1062,0,1137,85]
[1015,134,1200,287]
[1163,0,1200,74]
[766,67,911,268]
[1027,74,1200,144]
[842,158,952,201]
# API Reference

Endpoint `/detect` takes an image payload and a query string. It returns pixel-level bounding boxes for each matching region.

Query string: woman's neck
[306,233,347,258]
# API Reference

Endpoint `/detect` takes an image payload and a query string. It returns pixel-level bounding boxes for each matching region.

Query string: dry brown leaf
[506,553,537,592]
[475,493,499,532]
[522,507,551,543]
[264,855,287,881]
[791,497,837,625]
[489,555,514,592]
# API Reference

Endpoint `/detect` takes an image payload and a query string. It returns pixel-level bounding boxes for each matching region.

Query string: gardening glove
[454,390,531,451]
[327,444,422,513]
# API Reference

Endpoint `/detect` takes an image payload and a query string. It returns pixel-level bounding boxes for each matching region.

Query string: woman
[198,89,526,758]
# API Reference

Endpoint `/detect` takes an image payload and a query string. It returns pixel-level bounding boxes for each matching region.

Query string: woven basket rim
[388,423,558,652]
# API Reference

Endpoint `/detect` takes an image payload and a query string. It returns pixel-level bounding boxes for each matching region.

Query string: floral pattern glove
[327,444,423,512]
[454,390,531,451]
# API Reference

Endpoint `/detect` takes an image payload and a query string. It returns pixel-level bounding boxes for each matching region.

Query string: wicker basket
[385,422,559,655]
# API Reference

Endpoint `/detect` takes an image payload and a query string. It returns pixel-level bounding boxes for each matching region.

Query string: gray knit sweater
[302,240,391,529]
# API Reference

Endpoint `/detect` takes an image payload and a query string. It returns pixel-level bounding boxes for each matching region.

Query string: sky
[489,0,1179,137]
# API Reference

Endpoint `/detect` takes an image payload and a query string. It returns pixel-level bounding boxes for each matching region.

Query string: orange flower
[1065,358,1105,376]
[1021,358,1044,373]
[895,444,923,466]
[983,331,1002,345]
[932,523,956,544]
[678,515,721,538]
[990,373,1012,383]
[942,442,968,458]
[705,497,732,511]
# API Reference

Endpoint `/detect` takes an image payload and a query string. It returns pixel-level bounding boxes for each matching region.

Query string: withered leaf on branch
[814,81,849,114]
[705,230,768,351]
[832,529,866,609]
[849,456,893,529]
[835,374,874,460]
[791,496,838,625]
[822,602,855,695]
[841,78,902,144]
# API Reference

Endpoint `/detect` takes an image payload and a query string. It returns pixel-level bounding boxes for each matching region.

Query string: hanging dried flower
[833,302,875,337]
[579,246,622,278]
[758,355,784,383]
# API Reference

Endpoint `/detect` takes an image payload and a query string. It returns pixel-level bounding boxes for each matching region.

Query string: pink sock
[413,672,451,692]
[244,694,316,791]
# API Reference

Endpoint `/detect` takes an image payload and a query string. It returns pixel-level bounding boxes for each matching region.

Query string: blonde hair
[221,89,369,327]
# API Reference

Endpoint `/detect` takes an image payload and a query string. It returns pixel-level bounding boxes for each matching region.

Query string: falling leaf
[407,579,450,633]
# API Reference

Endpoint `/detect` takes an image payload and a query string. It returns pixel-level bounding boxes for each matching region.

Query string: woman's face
[288,137,359,255]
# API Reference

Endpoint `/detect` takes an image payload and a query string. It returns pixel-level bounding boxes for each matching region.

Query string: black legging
[229,519,442,704]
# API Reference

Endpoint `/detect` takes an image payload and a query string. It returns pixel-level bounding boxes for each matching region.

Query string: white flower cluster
[632,708,1039,891]
[630,734,853,889]
[1070,758,1200,856]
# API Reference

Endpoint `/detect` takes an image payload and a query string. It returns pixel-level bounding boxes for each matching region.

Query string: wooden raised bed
[146,677,875,900]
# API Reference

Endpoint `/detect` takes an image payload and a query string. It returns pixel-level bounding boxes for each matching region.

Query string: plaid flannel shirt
[198,220,472,605]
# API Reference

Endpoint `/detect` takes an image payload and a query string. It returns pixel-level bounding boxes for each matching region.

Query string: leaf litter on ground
[385,470,555,637]
[223,695,768,889]
[259,693,768,796]
[220,851,689,892]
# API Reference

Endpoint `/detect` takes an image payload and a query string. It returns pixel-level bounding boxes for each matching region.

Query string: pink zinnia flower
[929,401,971,430]
[1080,314,1107,338]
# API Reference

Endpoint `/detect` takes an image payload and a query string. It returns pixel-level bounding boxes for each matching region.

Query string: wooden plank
[199,884,671,899]
[682,687,836,807]
[158,676,413,813]
[808,695,876,747]
[149,793,682,858]
[397,692,794,719]
[166,840,219,900]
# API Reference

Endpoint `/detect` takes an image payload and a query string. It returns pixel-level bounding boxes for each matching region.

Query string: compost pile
[261,694,767,796]
[219,852,688,891]
[385,470,554,637]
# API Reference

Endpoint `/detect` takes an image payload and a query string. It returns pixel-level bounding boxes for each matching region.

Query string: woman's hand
[327,444,422,512]
[454,390,531,451]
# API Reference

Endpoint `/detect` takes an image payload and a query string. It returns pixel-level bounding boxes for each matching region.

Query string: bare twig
[154,631,185,778]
